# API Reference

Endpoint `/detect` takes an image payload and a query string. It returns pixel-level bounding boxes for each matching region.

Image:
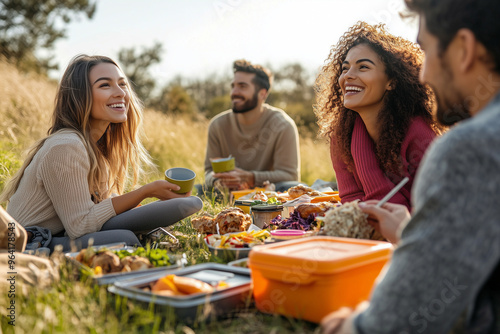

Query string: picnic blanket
[1,206,58,289]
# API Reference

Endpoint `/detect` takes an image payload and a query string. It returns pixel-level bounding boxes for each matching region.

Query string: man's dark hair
[404,0,500,73]
[233,59,273,92]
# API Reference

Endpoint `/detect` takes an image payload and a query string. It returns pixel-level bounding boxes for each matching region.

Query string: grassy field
[0,59,334,333]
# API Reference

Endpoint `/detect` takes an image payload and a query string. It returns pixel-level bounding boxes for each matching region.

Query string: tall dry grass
[0,60,56,194]
[142,111,335,187]
[142,111,208,185]
[0,60,55,148]
[300,134,335,185]
[0,59,335,195]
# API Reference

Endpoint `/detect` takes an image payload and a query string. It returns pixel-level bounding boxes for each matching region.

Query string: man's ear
[456,28,478,73]
[259,88,268,101]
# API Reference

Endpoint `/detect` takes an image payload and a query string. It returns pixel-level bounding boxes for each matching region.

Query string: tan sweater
[204,104,300,187]
[7,132,116,239]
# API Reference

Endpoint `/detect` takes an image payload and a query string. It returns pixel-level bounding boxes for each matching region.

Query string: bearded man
[201,59,300,192]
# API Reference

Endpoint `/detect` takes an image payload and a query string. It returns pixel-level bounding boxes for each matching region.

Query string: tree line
[0,0,319,134]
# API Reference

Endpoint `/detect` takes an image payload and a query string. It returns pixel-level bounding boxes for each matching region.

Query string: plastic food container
[204,238,251,262]
[234,199,253,214]
[230,188,266,202]
[281,205,295,219]
[108,263,252,323]
[65,243,180,285]
[248,236,393,323]
[227,257,250,273]
[251,204,283,228]
[270,229,306,241]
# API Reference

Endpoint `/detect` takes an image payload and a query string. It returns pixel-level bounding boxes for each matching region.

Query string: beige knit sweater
[7,132,116,239]
[203,104,300,187]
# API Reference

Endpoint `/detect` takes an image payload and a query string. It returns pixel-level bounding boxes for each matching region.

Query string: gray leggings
[49,196,203,252]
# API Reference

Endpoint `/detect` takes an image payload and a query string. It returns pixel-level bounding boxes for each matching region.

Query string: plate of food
[66,244,180,285]
[191,207,252,235]
[204,230,271,261]
[266,201,339,231]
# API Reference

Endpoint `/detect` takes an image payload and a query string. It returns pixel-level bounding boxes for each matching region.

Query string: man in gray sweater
[322,0,500,333]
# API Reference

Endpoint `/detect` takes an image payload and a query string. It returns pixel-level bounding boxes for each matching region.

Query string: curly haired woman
[1,55,203,252]
[315,22,445,210]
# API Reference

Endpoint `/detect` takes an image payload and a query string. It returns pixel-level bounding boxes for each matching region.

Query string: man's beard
[232,91,259,114]
[433,60,471,126]
[434,91,471,126]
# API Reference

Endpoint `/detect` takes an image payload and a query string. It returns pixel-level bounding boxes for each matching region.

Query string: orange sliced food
[310,195,338,203]
[309,191,341,203]
[168,274,213,295]
[152,275,182,295]
[154,289,182,297]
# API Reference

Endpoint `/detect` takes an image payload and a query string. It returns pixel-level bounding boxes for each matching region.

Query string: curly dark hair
[314,21,445,177]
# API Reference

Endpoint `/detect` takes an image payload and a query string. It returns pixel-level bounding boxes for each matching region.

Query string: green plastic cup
[164,167,196,194]
[211,157,235,173]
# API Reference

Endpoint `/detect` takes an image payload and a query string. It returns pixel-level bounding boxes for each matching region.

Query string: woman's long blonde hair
[1,54,154,203]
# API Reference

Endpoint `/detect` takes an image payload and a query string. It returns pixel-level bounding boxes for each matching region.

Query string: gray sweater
[355,93,500,333]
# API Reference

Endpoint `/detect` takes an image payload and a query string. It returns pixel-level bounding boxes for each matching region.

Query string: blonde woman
[1,55,203,252]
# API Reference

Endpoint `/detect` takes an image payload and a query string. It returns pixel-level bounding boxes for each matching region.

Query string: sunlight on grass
[0,59,330,333]
[142,110,208,185]
[300,135,335,185]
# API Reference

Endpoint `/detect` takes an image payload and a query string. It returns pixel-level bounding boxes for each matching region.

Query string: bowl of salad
[204,230,271,261]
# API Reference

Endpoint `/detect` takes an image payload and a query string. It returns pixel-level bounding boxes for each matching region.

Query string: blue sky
[52,0,418,84]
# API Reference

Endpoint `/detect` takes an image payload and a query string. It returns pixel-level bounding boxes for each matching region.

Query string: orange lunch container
[234,200,252,214]
[248,236,393,323]
[230,188,266,201]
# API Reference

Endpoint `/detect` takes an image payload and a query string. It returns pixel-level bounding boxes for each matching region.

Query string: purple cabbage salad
[264,210,318,231]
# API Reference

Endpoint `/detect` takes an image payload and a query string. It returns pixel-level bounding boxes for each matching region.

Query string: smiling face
[339,43,393,116]
[89,62,129,137]
[231,71,263,114]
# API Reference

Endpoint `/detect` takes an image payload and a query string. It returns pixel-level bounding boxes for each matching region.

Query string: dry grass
[300,135,334,185]
[0,60,55,149]
[0,59,335,191]
[142,111,335,187]
[142,111,208,185]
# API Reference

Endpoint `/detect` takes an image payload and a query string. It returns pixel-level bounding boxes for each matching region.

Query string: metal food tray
[108,263,252,323]
[227,257,250,273]
[64,243,180,285]
[204,239,251,261]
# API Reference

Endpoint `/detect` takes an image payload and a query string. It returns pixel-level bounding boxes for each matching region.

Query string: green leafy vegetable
[112,247,172,267]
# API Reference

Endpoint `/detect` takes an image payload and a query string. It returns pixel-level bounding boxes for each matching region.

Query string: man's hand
[213,167,255,190]
[320,301,369,333]
[320,307,353,333]
[359,200,411,243]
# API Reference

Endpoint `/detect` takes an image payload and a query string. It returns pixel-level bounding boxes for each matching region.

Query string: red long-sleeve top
[331,116,437,210]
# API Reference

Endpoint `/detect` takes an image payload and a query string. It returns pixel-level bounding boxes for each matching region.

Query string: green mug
[211,157,235,173]
[164,167,196,194]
